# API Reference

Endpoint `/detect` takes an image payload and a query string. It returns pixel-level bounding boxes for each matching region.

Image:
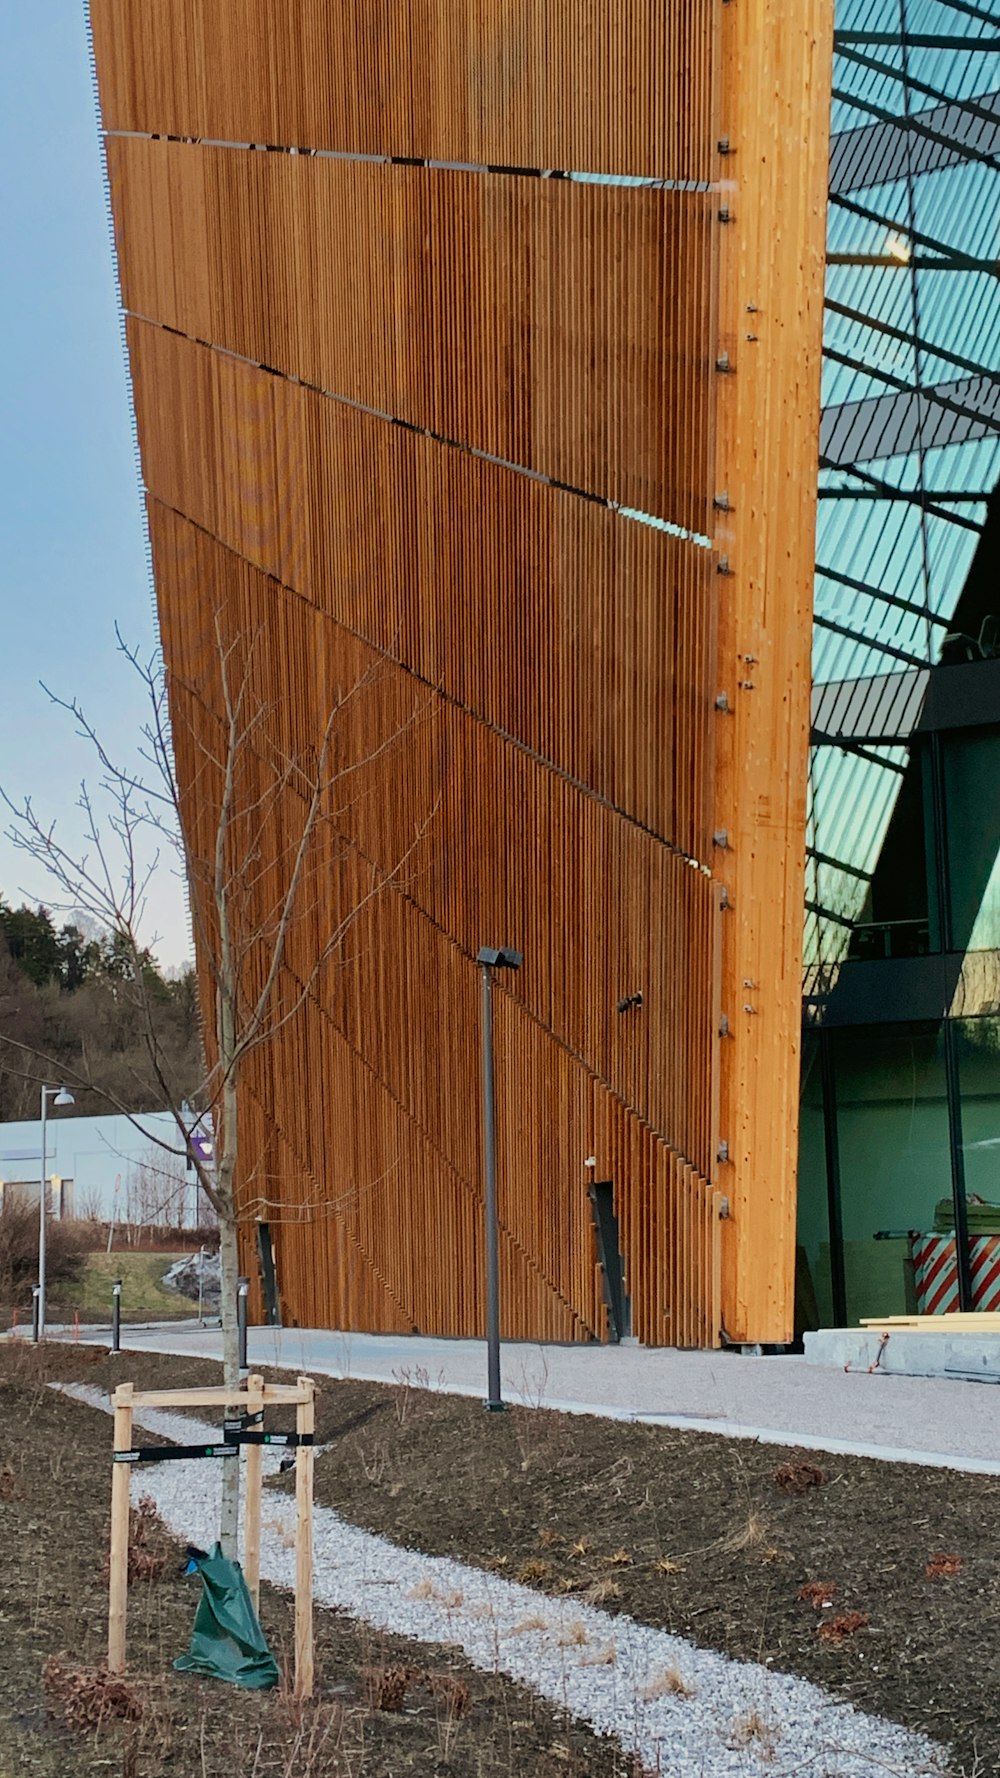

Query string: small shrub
[426,1672,469,1716]
[43,1658,143,1731]
[798,1580,837,1609]
[926,1552,963,1579]
[774,1461,824,1495]
[101,1495,172,1584]
[363,1664,414,1711]
[818,1611,869,1643]
[0,1202,89,1303]
[362,1664,469,1717]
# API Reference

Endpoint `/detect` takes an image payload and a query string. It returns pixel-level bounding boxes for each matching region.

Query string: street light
[476,946,522,1412]
[36,1085,74,1343]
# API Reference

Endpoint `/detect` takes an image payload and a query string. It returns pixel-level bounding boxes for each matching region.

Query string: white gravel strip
[57,1382,950,1778]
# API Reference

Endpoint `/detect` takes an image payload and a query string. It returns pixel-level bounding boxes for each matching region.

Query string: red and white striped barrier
[912,1234,1000,1315]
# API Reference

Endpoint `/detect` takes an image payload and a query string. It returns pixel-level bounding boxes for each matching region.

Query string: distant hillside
[0,899,202,1120]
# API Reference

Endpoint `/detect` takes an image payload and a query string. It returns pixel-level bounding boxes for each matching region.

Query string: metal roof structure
[807,0,1000,985]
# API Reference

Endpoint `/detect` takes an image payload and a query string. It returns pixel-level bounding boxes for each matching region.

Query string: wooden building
[89,1,833,1346]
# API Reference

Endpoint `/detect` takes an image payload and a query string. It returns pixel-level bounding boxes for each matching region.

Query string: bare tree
[1,620,430,1555]
[124,1144,197,1232]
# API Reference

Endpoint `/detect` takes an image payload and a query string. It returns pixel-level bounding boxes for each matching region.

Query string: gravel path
[59,1383,951,1778]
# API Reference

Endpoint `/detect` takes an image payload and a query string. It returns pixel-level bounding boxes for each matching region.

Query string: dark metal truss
[808,0,1000,974]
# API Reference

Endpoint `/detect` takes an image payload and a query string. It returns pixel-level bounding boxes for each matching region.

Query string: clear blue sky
[0,5,190,967]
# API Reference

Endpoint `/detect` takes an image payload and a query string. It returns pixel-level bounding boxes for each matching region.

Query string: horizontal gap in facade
[150,493,714,884]
[138,312,714,551]
[104,129,720,193]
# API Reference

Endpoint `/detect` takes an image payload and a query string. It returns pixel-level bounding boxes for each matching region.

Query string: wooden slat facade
[90,0,833,1345]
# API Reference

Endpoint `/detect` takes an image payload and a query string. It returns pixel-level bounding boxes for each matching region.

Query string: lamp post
[476,946,522,1412]
[36,1085,74,1342]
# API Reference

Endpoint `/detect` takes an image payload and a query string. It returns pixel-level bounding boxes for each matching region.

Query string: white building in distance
[0,1109,213,1228]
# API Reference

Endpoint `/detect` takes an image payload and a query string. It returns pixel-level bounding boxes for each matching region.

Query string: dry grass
[556,1621,589,1648]
[582,1577,622,1606]
[641,1666,696,1701]
[517,1557,553,1584]
[652,1556,683,1575]
[580,1643,617,1668]
[730,1708,775,1757]
[716,1507,778,1557]
[405,1576,462,1608]
[505,1615,550,1637]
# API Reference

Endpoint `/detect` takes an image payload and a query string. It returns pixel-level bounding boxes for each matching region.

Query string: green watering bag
[174,1544,279,1689]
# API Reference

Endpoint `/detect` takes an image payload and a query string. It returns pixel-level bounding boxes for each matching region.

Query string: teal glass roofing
[807,0,1000,977]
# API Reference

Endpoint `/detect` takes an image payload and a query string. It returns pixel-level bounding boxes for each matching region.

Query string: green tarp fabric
[174,1544,279,1689]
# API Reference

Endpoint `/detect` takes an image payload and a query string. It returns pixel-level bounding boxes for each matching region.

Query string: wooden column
[107,1382,134,1673]
[293,1376,314,1699]
[713,0,835,1342]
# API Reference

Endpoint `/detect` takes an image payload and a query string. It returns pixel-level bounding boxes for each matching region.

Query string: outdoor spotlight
[476,946,522,970]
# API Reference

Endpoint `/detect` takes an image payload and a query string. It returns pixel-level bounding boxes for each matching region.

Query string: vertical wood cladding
[90,0,717,181]
[106,139,716,536]
[128,320,717,865]
[91,0,832,1344]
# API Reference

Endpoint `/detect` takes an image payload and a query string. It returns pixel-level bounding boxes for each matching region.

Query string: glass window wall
[798,1015,1000,1328]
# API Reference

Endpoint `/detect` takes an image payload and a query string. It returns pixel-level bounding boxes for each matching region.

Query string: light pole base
[483,1400,507,1413]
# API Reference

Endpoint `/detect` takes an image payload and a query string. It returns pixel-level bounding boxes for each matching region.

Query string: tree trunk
[218,1205,241,1559]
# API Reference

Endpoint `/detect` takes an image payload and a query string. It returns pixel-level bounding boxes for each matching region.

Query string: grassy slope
[58,1251,194,1318]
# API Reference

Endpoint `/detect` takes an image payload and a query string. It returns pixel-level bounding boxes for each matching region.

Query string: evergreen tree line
[0,899,202,1122]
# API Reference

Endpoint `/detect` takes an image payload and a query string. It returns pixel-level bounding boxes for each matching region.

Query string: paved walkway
[66,1321,1000,1475]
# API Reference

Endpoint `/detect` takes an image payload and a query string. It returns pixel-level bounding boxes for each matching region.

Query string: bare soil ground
[0,1343,630,1778]
[3,1340,993,1775]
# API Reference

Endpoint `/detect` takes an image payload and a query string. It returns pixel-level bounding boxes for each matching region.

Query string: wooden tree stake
[294,1376,315,1699]
[106,1377,314,1687]
[108,1382,134,1673]
[243,1371,264,1609]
